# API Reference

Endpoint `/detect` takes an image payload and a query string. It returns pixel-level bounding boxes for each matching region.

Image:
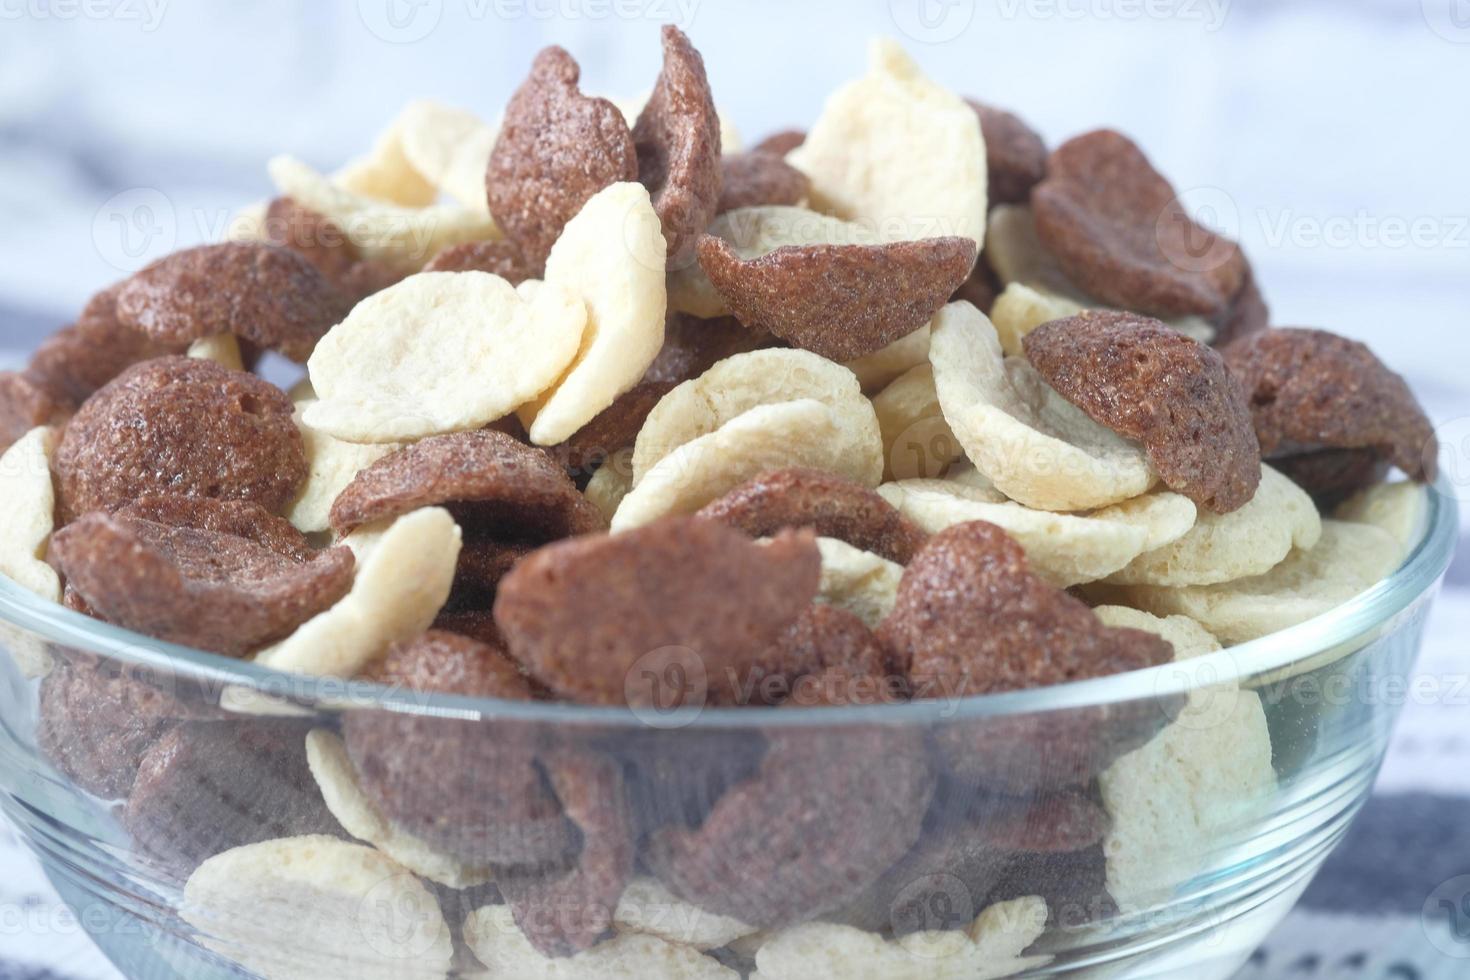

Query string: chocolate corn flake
[968,100,1047,207]
[752,129,806,157]
[643,727,934,929]
[880,521,1174,696]
[115,242,350,363]
[697,467,928,564]
[1032,129,1247,319]
[696,234,976,361]
[717,152,809,214]
[493,518,820,706]
[1222,327,1437,481]
[633,26,723,264]
[486,46,639,271]
[423,239,536,283]
[1024,311,1261,513]
[54,356,307,521]
[49,499,354,657]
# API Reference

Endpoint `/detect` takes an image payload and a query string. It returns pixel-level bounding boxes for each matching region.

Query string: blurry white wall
[0,0,1466,403]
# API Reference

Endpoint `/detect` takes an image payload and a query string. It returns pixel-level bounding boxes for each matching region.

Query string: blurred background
[1,1,1467,977]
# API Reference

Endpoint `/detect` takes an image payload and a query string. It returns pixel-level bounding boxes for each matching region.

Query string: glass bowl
[0,481,1457,980]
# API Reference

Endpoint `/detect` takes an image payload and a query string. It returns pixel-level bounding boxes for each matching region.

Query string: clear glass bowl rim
[0,479,1458,730]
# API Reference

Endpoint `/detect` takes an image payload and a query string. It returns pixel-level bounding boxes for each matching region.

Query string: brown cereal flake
[1221,327,1437,480]
[632,26,723,264]
[37,662,215,799]
[329,429,605,539]
[642,313,782,386]
[752,129,806,157]
[1032,129,1246,318]
[493,518,820,706]
[643,727,934,929]
[766,604,904,708]
[115,243,351,363]
[968,101,1047,207]
[495,750,635,957]
[717,152,809,214]
[1024,311,1261,513]
[125,719,343,876]
[263,197,357,283]
[879,521,1174,696]
[1273,447,1390,509]
[697,467,928,564]
[49,500,354,657]
[26,284,183,409]
[696,234,976,361]
[424,239,536,283]
[486,46,639,270]
[54,356,306,521]
[449,539,538,609]
[1212,260,1270,346]
[0,372,67,450]
[344,631,573,867]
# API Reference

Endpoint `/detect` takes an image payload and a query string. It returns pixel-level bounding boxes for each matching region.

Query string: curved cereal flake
[398,100,500,214]
[633,26,723,264]
[270,155,499,273]
[631,347,881,487]
[182,836,452,980]
[872,363,965,481]
[304,272,586,443]
[285,404,400,535]
[521,182,668,445]
[696,467,927,564]
[50,500,355,658]
[668,205,881,318]
[488,47,639,270]
[332,106,439,207]
[1110,519,1400,646]
[879,521,1175,697]
[788,39,986,250]
[718,152,809,213]
[1335,481,1426,556]
[0,427,61,601]
[116,243,350,363]
[879,480,1196,588]
[465,905,738,980]
[1093,606,1274,910]
[615,400,861,530]
[696,233,975,361]
[985,205,1217,345]
[255,507,462,678]
[1104,465,1320,587]
[1222,328,1437,480]
[1024,312,1261,513]
[928,302,1154,511]
[613,90,744,158]
[970,101,1047,206]
[305,729,492,889]
[813,537,903,630]
[615,876,758,951]
[493,518,819,706]
[754,896,1050,980]
[54,357,306,521]
[1032,130,1246,318]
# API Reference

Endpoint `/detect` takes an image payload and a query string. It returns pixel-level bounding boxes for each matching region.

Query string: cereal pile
[0,28,1440,979]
